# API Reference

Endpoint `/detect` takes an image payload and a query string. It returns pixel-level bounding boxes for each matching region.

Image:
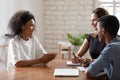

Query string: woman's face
[90,13,98,30]
[21,19,35,38]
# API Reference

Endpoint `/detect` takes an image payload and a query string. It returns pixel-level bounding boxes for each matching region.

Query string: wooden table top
[0,59,92,80]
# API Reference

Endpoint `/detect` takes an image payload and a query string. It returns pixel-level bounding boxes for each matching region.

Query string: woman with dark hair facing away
[72,7,109,67]
[7,10,56,69]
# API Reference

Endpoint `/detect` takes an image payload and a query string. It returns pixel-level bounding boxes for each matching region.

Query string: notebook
[66,61,81,66]
[54,68,79,77]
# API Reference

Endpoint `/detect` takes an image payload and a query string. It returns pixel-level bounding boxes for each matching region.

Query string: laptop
[54,68,79,77]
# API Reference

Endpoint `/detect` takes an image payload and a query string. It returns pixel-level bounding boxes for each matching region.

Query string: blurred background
[0,0,120,53]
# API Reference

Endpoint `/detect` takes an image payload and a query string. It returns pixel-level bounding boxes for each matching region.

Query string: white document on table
[66,61,81,66]
[77,66,86,71]
[54,68,79,77]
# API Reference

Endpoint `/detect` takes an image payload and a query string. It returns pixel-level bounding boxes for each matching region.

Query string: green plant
[67,33,87,46]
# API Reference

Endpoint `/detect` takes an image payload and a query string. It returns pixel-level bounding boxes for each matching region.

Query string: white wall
[0,0,44,44]
[0,0,98,53]
[43,0,96,52]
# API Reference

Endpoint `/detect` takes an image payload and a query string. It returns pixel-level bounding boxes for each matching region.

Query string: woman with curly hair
[7,10,56,69]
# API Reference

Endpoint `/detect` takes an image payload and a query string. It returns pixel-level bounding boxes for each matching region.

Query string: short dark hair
[8,10,35,36]
[98,15,119,37]
[92,7,109,18]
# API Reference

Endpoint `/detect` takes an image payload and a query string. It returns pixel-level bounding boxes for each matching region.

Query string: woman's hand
[72,57,84,63]
[39,53,57,63]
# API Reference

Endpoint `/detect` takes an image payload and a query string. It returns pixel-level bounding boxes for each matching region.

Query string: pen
[72,52,76,59]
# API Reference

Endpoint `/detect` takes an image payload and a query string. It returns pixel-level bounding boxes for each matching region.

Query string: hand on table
[72,57,84,63]
[82,58,93,67]
[39,53,57,63]
[72,57,93,67]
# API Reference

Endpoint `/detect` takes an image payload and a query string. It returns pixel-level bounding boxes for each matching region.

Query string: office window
[99,0,120,35]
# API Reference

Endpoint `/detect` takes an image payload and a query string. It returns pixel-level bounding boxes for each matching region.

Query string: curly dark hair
[8,10,35,36]
[92,7,109,18]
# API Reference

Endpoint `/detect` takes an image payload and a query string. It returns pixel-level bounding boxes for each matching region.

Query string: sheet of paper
[77,66,86,71]
[66,61,81,66]
[54,68,79,77]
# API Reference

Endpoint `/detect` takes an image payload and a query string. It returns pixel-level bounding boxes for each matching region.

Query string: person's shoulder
[86,32,96,38]
[104,37,120,52]
[86,33,92,39]
[9,37,16,41]
[109,37,120,46]
[9,36,20,43]
[30,36,41,44]
[90,32,98,38]
[30,36,39,41]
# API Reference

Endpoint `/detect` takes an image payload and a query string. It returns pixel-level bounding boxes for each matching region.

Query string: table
[0,59,91,80]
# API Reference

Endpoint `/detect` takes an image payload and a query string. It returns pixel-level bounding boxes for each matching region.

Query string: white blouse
[7,36,47,69]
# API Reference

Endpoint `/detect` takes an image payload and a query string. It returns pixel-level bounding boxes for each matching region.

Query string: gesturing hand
[39,53,57,63]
